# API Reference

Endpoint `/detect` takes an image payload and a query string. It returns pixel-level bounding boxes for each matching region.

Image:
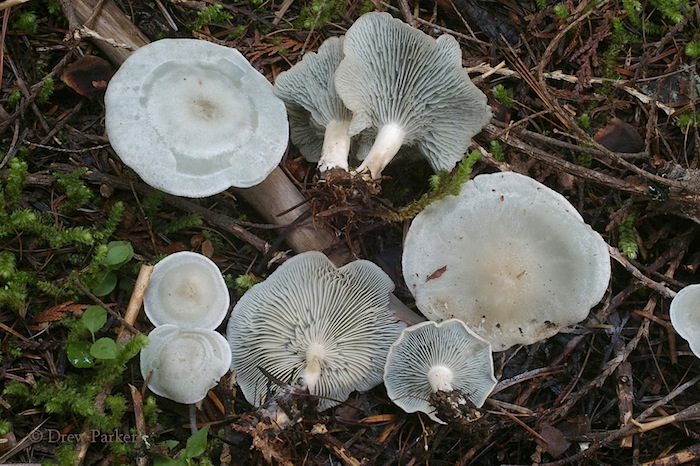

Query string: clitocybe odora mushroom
[143,251,230,330]
[140,324,231,404]
[226,251,404,411]
[334,12,491,179]
[669,284,700,358]
[105,38,288,198]
[402,172,611,351]
[384,319,496,424]
[274,36,354,172]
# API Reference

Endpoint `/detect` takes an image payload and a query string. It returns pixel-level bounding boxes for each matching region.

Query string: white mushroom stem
[427,365,454,393]
[299,342,326,394]
[318,119,352,172]
[356,123,406,179]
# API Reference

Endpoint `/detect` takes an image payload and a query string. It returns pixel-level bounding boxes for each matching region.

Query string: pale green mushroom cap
[143,251,229,330]
[105,38,288,197]
[140,325,231,404]
[670,284,700,358]
[402,172,611,351]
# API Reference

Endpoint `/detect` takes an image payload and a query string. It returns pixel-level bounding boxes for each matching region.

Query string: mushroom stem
[427,365,454,393]
[356,123,406,179]
[300,342,326,394]
[319,119,352,172]
[235,168,349,264]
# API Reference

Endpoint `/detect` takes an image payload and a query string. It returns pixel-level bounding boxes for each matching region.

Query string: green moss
[190,3,232,30]
[385,151,480,221]
[618,210,639,260]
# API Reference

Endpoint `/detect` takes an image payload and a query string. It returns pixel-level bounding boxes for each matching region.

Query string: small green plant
[489,140,505,161]
[37,77,54,104]
[618,210,639,260]
[65,306,119,368]
[492,84,515,109]
[295,0,347,30]
[12,11,38,33]
[6,89,21,107]
[576,112,592,131]
[154,425,211,466]
[83,241,134,297]
[234,273,260,296]
[3,333,148,432]
[54,167,93,214]
[676,111,699,134]
[553,3,571,20]
[686,39,700,58]
[190,4,232,30]
[385,151,480,221]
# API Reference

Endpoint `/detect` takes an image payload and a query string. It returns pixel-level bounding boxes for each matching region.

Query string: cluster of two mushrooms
[139,252,231,406]
[273,12,492,179]
[389,172,613,422]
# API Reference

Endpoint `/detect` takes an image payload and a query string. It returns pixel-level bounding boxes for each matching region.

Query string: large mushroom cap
[140,324,231,404]
[669,284,700,358]
[334,12,491,178]
[143,251,229,330]
[402,172,611,351]
[227,251,404,411]
[105,38,289,197]
[384,319,496,424]
[274,36,352,170]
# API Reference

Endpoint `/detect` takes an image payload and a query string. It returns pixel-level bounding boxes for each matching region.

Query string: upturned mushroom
[669,284,700,358]
[105,38,288,197]
[140,324,231,404]
[402,172,611,351]
[226,251,404,411]
[143,251,229,330]
[334,12,491,179]
[274,36,354,172]
[384,319,496,424]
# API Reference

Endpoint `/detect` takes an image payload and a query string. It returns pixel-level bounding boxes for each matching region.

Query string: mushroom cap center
[142,60,255,173]
[157,262,217,318]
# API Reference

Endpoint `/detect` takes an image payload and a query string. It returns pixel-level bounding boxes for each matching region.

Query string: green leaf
[105,241,133,268]
[90,338,118,360]
[153,455,186,466]
[185,425,210,460]
[82,305,107,334]
[91,271,118,297]
[66,341,95,368]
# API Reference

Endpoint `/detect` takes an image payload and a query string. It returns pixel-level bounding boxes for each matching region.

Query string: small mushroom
[669,284,700,358]
[105,38,289,197]
[143,251,229,330]
[140,324,231,404]
[274,36,354,172]
[402,172,611,351]
[334,12,491,179]
[383,319,496,424]
[226,251,404,411]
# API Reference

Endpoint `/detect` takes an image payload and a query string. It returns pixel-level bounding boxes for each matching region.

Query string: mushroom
[143,251,229,330]
[334,12,491,179]
[274,36,354,172]
[383,319,496,424]
[140,324,231,404]
[669,284,700,358]
[226,251,404,411]
[402,172,611,351]
[104,38,289,198]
